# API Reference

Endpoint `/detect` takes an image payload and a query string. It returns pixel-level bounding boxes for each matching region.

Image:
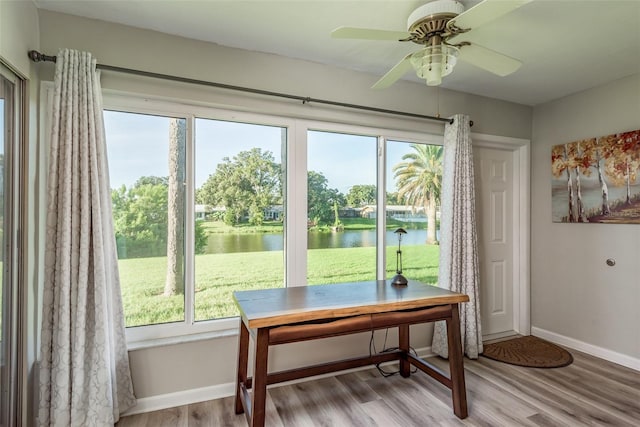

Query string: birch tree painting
[551,128,640,223]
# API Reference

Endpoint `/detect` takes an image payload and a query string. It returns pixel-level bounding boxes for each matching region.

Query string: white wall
[36,10,532,140]
[0,0,40,424]
[1,0,39,76]
[35,10,533,408]
[531,73,640,368]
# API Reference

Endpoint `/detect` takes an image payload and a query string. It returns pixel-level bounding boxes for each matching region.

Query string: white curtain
[39,49,136,426]
[431,114,483,359]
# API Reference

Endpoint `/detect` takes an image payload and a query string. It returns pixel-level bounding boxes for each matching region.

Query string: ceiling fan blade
[331,26,409,41]
[458,43,522,76]
[372,54,414,89]
[447,0,532,32]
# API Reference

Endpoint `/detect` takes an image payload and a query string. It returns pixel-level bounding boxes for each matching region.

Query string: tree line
[195,147,385,226]
[195,144,443,245]
[112,144,445,258]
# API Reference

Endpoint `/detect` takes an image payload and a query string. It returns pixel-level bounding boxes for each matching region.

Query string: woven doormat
[481,336,573,368]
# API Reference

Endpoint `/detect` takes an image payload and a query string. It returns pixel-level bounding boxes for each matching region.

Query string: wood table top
[233,280,469,328]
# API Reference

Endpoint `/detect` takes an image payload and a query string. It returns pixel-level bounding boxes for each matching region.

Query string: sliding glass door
[0,63,23,427]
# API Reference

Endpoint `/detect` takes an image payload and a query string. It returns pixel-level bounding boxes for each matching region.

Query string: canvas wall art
[551,129,640,223]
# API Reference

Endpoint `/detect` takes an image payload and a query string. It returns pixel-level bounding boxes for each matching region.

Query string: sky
[103,110,419,194]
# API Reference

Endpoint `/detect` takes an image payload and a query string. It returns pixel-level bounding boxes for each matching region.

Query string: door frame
[472,132,530,337]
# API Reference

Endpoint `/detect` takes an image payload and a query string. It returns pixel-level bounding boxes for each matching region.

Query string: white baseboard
[531,327,640,372]
[123,346,433,416]
[122,382,235,416]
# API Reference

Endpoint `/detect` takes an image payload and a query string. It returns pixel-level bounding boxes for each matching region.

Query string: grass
[201,220,284,234]
[339,217,435,230]
[118,244,439,327]
[199,217,432,233]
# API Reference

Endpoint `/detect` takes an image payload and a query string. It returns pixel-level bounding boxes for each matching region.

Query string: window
[102,94,442,343]
[307,131,377,284]
[105,111,186,327]
[194,118,285,321]
[386,140,441,284]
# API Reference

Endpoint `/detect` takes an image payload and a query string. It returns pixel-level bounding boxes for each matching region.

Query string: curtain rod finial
[28,50,56,63]
[28,50,44,62]
[27,50,40,61]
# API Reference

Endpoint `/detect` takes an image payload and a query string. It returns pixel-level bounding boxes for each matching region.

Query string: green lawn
[201,220,284,234]
[118,244,439,327]
[339,217,435,230]
[200,217,431,233]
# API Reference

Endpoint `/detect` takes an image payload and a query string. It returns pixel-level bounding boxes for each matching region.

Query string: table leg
[446,303,468,419]
[398,323,410,377]
[235,319,249,414]
[250,327,269,427]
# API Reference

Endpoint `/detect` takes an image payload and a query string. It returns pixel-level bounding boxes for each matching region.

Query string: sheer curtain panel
[38,49,136,426]
[431,114,483,359]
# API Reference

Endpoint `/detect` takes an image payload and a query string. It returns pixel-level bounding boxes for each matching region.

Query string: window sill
[125,317,241,351]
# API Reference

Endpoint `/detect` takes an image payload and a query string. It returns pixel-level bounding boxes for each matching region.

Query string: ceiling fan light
[426,70,442,86]
[410,44,459,86]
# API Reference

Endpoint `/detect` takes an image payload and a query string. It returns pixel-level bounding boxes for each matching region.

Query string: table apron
[266,304,452,345]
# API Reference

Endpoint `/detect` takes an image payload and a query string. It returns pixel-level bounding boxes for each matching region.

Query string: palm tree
[393,144,443,244]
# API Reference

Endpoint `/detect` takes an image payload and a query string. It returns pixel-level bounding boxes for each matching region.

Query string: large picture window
[102,95,442,343]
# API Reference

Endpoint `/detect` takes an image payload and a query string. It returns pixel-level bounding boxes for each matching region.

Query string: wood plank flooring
[116,348,640,426]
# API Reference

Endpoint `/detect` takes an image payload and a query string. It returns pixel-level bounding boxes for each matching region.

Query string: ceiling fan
[332,0,532,88]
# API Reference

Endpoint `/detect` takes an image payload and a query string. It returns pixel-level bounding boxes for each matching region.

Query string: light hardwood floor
[116,348,640,426]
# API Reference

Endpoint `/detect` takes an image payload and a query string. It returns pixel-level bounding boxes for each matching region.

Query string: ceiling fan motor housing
[407,0,465,43]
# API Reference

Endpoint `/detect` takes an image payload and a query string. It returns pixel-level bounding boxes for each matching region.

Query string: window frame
[101,91,444,347]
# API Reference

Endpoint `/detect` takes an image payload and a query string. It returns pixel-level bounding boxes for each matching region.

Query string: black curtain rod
[28,50,463,126]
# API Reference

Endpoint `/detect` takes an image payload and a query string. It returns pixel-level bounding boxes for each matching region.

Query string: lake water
[204,229,433,254]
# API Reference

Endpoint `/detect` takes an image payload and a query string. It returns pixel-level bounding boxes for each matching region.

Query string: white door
[474,146,515,338]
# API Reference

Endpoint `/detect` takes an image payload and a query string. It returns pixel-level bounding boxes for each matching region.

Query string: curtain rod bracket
[302,97,311,105]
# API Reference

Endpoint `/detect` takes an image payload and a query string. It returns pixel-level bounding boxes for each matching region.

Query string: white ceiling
[33,0,640,106]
